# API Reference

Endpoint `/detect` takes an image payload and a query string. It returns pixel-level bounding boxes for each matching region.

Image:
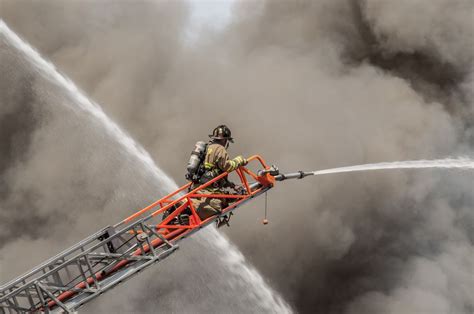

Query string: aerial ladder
[0,155,313,313]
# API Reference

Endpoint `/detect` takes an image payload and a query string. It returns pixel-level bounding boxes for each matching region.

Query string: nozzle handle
[258,165,279,177]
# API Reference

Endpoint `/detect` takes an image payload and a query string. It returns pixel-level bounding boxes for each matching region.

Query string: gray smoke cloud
[0,2,291,313]
[1,0,473,313]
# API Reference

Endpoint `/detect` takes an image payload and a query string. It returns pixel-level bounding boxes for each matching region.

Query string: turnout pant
[192,188,229,220]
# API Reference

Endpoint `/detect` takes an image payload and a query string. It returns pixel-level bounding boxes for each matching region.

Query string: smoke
[1,0,473,313]
[0,2,291,313]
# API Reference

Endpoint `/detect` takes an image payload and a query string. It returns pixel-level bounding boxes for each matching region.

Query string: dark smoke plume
[1,0,473,313]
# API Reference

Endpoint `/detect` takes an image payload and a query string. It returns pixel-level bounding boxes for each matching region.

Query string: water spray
[269,158,474,182]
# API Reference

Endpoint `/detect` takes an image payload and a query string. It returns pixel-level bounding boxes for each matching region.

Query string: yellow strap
[204,162,215,169]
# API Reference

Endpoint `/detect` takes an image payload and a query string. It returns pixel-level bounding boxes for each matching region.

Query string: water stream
[311,158,474,176]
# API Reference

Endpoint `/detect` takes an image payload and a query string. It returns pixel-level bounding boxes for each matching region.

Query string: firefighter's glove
[234,155,248,167]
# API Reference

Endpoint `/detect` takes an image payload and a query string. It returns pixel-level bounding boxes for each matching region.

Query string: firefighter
[192,125,248,220]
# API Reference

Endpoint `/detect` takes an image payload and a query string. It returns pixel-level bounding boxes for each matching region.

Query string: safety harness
[199,159,226,188]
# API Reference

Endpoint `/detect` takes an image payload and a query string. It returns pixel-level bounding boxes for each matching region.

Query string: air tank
[186,141,207,177]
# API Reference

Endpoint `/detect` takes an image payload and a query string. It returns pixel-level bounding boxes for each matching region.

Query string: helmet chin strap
[224,140,229,149]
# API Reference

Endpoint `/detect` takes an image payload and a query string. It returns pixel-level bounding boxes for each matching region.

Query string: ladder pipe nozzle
[273,171,314,181]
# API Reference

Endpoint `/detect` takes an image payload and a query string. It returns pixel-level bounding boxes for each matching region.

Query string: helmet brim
[209,135,234,143]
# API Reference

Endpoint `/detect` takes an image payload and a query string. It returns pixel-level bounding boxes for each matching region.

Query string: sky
[187,0,235,41]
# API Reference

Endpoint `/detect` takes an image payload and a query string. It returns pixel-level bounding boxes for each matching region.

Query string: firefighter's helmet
[209,125,234,143]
